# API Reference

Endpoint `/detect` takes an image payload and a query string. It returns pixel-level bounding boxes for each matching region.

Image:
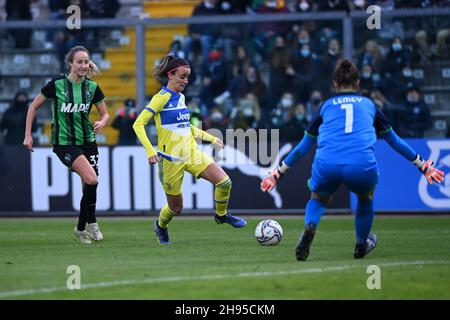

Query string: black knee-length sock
[80,183,98,226]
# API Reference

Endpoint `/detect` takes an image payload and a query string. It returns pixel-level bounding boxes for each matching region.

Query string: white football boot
[86,222,104,241]
[74,226,92,244]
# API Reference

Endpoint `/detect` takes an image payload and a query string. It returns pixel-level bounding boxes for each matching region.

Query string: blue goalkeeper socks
[355,198,374,244]
[304,199,326,228]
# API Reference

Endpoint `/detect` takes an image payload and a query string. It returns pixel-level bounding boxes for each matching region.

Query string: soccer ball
[255,219,283,246]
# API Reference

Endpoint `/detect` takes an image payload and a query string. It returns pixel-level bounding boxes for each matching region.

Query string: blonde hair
[65,45,101,78]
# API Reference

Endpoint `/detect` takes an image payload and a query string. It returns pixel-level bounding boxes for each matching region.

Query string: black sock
[77,197,88,231]
[82,183,98,224]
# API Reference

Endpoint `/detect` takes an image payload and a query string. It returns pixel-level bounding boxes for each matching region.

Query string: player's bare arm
[93,101,110,135]
[23,93,47,152]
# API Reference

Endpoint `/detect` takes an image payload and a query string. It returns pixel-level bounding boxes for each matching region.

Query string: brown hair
[153,54,190,83]
[242,66,266,99]
[65,45,100,78]
[332,59,360,90]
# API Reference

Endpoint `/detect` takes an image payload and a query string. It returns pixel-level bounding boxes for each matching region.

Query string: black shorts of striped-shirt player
[53,142,99,175]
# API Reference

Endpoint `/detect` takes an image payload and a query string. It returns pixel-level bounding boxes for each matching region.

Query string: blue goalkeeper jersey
[305,92,391,166]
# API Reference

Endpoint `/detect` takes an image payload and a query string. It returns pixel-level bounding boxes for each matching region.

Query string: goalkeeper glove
[261,162,290,192]
[413,154,444,184]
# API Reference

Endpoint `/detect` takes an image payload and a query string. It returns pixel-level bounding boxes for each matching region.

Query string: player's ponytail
[153,54,189,83]
[332,59,360,90]
[87,61,101,78]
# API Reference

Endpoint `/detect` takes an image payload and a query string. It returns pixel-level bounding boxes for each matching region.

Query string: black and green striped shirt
[41,74,105,146]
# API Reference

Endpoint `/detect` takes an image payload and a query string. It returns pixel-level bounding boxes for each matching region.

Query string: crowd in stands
[1,0,450,145]
[111,98,138,145]
[163,0,450,141]
[0,91,38,145]
[3,0,121,71]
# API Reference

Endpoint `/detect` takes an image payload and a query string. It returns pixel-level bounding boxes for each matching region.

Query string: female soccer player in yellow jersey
[133,55,247,245]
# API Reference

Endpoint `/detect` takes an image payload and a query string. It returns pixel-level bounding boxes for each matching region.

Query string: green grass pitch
[0,216,449,299]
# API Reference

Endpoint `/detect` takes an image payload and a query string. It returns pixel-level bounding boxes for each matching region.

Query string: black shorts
[53,143,99,175]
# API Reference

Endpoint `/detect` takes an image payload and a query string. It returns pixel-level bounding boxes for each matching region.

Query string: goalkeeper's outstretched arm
[381,129,444,184]
[261,134,316,192]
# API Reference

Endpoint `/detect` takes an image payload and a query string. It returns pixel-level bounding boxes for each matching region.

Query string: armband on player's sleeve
[260,161,290,192]
[412,154,444,185]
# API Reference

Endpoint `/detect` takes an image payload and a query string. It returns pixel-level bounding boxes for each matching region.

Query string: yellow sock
[215,176,232,216]
[158,205,176,228]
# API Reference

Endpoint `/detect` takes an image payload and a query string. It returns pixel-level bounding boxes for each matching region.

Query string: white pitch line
[1,260,449,299]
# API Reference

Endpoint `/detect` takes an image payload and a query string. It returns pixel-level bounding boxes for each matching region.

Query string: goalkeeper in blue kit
[261,60,444,261]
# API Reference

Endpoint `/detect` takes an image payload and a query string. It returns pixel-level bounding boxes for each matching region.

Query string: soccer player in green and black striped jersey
[24,46,110,244]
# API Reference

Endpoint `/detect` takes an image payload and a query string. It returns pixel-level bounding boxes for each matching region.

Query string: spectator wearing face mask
[381,65,422,104]
[268,92,305,141]
[294,103,309,126]
[359,65,391,109]
[395,86,432,138]
[199,47,229,111]
[111,98,138,145]
[318,38,342,96]
[217,2,251,62]
[291,0,318,37]
[383,37,412,77]
[357,39,385,73]
[1,91,36,145]
[294,0,316,12]
[312,0,346,51]
[183,0,222,63]
[351,0,368,10]
[204,107,230,135]
[230,93,261,130]
[292,43,320,103]
[293,29,316,53]
[398,66,422,95]
[257,0,290,27]
[313,26,339,56]
[269,92,295,130]
[305,90,323,123]
[268,36,296,108]
[353,0,382,44]
[284,102,309,141]
[218,0,251,14]
[391,1,431,60]
[230,45,253,80]
[282,104,307,141]
[359,64,375,98]
[214,65,269,110]
[253,0,291,59]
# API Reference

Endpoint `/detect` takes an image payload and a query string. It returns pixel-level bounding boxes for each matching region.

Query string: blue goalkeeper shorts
[308,161,379,196]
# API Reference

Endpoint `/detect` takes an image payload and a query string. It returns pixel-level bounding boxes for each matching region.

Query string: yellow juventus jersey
[133,86,216,161]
